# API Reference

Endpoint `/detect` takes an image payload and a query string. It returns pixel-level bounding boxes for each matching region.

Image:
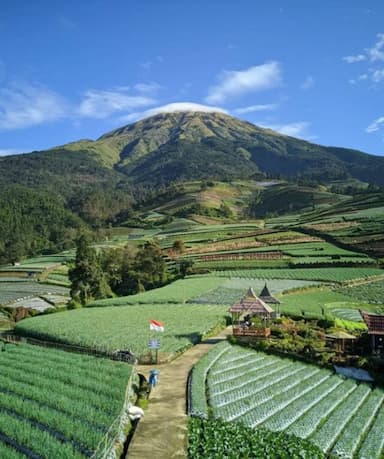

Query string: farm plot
[190,344,384,458]
[15,303,229,358]
[0,343,133,459]
[190,278,320,305]
[91,276,226,306]
[336,278,384,305]
[210,267,383,282]
[0,282,69,307]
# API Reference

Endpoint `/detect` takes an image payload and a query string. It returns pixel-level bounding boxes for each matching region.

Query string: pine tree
[69,234,112,305]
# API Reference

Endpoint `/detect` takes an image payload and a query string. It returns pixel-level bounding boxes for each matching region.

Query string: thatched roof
[259,283,281,305]
[326,331,356,340]
[360,310,384,335]
[229,287,274,314]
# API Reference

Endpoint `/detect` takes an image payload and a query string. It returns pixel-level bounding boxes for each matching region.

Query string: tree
[69,234,112,305]
[173,239,185,254]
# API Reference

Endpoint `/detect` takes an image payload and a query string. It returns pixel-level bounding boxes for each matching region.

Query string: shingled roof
[360,310,384,335]
[259,283,281,305]
[229,287,274,314]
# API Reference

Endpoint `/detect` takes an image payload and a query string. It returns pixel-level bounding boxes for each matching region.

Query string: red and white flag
[150,319,165,332]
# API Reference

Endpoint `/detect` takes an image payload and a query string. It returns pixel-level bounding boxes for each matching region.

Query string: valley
[1,113,384,458]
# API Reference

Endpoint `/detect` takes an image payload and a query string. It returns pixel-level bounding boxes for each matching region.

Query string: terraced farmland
[0,343,133,458]
[189,343,384,458]
[210,267,383,282]
[0,281,69,307]
[15,303,229,358]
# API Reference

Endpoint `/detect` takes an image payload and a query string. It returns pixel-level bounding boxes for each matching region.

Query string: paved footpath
[127,328,231,459]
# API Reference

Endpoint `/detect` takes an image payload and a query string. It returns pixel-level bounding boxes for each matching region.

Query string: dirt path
[126,327,231,459]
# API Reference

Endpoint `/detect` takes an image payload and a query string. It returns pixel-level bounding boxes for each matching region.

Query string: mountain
[2,111,384,190]
[1,110,384,262]
[97,111,384,185]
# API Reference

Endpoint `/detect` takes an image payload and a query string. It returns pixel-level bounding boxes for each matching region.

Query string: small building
[259,283,281,316]
[325,330,356,354]
[229,287,274,338]
[360,310,384,355]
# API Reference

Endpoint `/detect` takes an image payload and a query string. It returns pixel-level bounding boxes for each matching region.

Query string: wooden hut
[259,283,281,316]
[325,330,356,354]
[360,310,384,355]
[229,287,274,338]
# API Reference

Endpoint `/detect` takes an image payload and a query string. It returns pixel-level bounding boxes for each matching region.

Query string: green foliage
[69,234,112,305]
[0,184,83,264]
[336,279,384,305]
[190,344,384,458]
[210,267,383,282]
[188,417,325,459]
[15,303,229,356]
[0,343,132,458]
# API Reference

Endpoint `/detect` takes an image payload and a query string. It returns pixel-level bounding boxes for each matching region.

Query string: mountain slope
[98,111,384,185]
[1,111,384,189]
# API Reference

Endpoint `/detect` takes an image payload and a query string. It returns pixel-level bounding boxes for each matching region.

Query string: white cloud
[234,104,277,115]
[0,83,67,130]
[119,102,228,123]
[133,82,162,94]
[258,121,312,139]
[367,33,384,62]
[371,69,384,83]
[342,54,366,64]
[300,76,315,90]
[205,62,282,104]
[77,88,156,119]
[366,116,384,133]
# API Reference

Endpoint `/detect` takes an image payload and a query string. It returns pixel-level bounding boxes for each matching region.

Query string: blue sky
[1,0,384,156]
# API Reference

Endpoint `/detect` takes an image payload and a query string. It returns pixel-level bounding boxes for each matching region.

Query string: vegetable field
[336,278,384,305]
[188,417,325,459]
[15,304,229,357]
[0,343,133,459]
[91,276,226,306]
[190,278,320,305]
[0,281,69,307]
[190,343,384,458]
[210,267,383,282]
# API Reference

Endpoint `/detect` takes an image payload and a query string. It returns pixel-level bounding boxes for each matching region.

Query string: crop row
[188,341,231,417]
[0,343,132,458]
[191,344,384,458]
[336,279,384,305]
[0,282,69,306]
[15,303,229,356]
[210,267,383,282]
[91,276,226,306]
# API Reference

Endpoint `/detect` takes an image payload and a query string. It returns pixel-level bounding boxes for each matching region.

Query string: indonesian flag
[150,319,165,332]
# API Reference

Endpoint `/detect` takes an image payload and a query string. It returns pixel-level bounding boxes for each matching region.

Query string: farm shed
[229,287,274,338]
[325,330,356,353]
[360,310,384,355]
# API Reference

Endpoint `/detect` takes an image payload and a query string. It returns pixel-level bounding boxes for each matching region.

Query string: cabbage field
[189,343,384,458]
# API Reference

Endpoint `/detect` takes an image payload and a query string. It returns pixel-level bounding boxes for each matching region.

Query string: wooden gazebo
[360,310,384,355]
[259,283,281,316]
[325,330,356,354]
[229,287,274,338]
